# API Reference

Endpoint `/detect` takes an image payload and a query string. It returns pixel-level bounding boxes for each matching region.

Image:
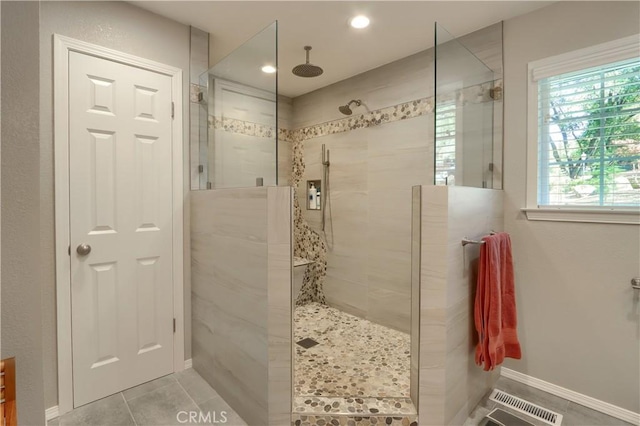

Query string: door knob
[76,244,92,256]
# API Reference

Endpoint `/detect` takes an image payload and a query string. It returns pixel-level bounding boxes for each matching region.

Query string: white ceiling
[131,1,552,97]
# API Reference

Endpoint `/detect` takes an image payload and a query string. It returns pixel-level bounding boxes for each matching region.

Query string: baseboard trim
[184,358,193,369]
[45,406,59,422]
[501,368,640,425]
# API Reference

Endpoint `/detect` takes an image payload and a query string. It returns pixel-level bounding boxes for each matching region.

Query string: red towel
[474,232,521,371]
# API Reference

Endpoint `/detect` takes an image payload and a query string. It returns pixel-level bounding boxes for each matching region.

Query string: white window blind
[537,57,640,207]
[435,103,456,185]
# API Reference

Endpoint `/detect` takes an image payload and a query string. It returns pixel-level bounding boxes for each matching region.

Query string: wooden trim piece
[1,358,17,426]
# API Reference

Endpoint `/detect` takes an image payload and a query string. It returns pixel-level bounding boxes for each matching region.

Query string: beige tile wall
[191,187,292,425]
[293,23,502,334]
[298,117,431,333]
[417,185,503,425]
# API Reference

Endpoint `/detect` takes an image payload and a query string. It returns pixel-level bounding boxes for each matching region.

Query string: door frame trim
[53,34,185,415]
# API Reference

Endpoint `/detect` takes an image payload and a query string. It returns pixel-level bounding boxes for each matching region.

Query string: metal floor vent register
[489,389,563,426]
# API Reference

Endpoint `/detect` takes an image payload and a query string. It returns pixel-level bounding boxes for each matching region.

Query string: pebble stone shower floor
[293,303,417,424]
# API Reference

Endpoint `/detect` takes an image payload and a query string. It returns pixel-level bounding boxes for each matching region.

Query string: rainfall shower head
[292,46,324,78]
[338,99,362,115]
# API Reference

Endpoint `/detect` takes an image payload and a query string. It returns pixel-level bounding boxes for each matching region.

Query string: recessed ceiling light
[350,15,370,29]
[261,65,276,74]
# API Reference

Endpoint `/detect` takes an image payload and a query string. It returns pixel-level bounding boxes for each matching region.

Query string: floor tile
[562,402,634,426]
[126,382,199,425]
[475,389,498,411]
[176,368,221,404]
[122,373,177,401]
[57,394,135,426]
[464,405,493,426]
[198,397,247,426]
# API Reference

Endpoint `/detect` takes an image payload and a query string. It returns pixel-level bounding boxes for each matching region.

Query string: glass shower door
[434,22,496,188]
[197,22,278,190]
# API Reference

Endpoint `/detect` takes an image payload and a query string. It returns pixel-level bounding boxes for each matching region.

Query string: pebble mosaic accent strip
[280,128,296,143]
[291,415,418,426]
[294,303,411,399]
[206,79,501,142]
[209,117,276,139]
[293,223,327,305]
[208,117,297,142]
[292,130,328,304]
[296,98,433,141]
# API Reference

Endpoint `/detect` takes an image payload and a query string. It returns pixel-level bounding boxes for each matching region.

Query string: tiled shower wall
[191,187,292,426]
[298,118,431,333]
[416,185,503,425]
[293,23,503,333]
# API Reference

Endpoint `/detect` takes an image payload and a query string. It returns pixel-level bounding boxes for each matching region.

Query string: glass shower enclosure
[190,21,294,426]
[434,22,499,188]
[197,22,278,190]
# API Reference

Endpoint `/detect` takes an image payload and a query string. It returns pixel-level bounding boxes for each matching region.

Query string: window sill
[522,208,640,225]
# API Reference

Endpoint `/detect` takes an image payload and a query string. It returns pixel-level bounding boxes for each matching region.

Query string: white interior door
[68,51,174,407]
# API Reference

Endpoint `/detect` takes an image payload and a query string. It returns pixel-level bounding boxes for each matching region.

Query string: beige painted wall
[1,2,46,424]
[502,1,640,412]
[39,1,191,409]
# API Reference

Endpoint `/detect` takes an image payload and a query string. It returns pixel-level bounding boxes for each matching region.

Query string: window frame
[525,34,640,225]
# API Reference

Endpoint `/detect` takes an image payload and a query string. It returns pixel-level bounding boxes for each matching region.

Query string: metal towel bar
[461,237,485,246]
[461,231,497,247]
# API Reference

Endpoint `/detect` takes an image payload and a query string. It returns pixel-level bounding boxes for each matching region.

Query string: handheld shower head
[338,99,362,115]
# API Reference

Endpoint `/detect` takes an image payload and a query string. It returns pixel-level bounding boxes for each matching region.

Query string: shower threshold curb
[293,396,417,416]
[291,413,419,426]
